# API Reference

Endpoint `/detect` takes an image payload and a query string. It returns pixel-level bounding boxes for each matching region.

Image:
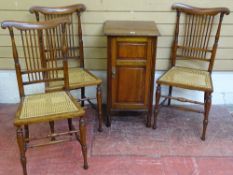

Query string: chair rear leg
[106,105,111,127]
[68,118,73,131]
[96,85,103,132]
[24,125,29,143]
[16,127,27,175]
[168,86,173,105]
[81,87,85,107]
[49,121,55,141]
[67,118,81,140]
[201,92,212,141]
[153,84,161,129]
[79,117,88,169]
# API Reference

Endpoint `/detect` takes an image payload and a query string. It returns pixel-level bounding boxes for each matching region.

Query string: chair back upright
[1,18,70,98]
[30,4,86,69]
[171,3,230,72]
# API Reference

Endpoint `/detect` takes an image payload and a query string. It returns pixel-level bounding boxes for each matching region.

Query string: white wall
[0,70,232,105]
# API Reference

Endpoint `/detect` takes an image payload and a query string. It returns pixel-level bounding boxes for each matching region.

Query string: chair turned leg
[153,84,161,129]
[24,125,29,143]
[167,86,173,106]
[79,117,88,169]
[106,97,111,127]
[96,85,103,132]
[201,92,212,141]
[68,118,74,135]
[49,121,55,141]
[68,118,73,131]
[81,87,85,107]
[106,109,111,127]
[16,127,27,175]
[68,118,79,140]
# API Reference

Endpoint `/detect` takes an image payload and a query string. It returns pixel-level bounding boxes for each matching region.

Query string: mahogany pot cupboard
[104,21,160,127]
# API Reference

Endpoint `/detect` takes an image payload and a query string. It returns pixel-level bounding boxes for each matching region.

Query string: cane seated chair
[1,18,88,175]
[153,3,229,140]
[29,4,103,131]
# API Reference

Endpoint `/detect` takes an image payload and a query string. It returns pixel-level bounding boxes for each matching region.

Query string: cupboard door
[111,37,152,109]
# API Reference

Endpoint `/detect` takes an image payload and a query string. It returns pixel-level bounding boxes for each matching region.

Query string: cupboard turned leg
[81,87,85,107]
[147,69,155,128]
[153,84,161,129]
[96,85,103,132]
[79,117,88,169]
[16,127,27,175]
[201,92,211,141]
[167,86,173,106]
[147,91,153,128]
[49,121,55,141]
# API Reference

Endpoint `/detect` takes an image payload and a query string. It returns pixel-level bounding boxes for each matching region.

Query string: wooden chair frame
[153,3,230,140]
[1,18,88,175]
[29,4,103,132]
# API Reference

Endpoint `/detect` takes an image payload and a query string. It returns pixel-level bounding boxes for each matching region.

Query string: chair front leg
[201,92,212,141]
[96,85,103,132]
[16,127,27,175]
[153,84,161,129]
[79,117,88,169]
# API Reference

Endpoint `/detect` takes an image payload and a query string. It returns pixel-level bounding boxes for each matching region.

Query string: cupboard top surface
[104,20,160,36]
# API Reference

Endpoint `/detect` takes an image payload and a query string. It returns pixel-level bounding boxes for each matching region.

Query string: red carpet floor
[0,104,233,175]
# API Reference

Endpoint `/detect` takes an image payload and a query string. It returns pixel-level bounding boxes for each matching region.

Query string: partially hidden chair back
[171,3,230,71]
[29,4,86,69]
[29,4,104,132]
[1,18,71,97]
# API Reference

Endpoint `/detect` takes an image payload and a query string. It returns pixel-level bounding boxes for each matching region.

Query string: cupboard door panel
[115,67,146,103]
[117,42,147,60]
[110,37,152,109]
[104,21,159,126]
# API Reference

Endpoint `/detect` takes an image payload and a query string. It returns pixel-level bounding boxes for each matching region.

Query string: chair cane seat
[157,66,213,92]
[47,68,102,91]
[15,91,84,125]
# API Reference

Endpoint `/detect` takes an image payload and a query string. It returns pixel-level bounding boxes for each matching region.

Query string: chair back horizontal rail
[176,55,211,62]
[21,67,63,74]
[23,78,65,86]
[177,45,212,53]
